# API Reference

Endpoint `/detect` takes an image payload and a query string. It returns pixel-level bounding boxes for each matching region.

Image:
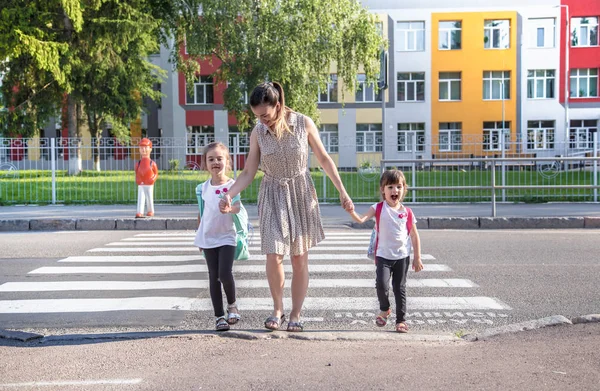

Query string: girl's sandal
[286,321,304,332]
[226,303,241,325]
[375,309,392,327]
[216,316,230,331]
[395,322,409,333]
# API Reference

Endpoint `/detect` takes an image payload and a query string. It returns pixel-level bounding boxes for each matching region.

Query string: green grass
[0,168,597,205]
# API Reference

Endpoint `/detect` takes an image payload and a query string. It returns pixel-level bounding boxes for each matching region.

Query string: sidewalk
[1,202,600,231]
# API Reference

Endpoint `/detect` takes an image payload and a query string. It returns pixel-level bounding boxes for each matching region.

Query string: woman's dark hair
[249,81,291,138]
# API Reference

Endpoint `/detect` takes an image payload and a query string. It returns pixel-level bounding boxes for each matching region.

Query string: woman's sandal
[286,321,304,332]
[216,316,230,331]
[395,322,409,333]
[226,303,241,325]
[264,314,286,331]
[375,309,392,327]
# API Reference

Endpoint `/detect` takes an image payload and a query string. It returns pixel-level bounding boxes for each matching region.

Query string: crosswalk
[0,230,512,328]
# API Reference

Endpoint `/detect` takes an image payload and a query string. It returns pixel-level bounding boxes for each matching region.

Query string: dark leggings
[203,245,236,317]
[375,255,410,323]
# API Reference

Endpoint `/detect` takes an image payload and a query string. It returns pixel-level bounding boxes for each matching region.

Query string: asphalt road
[1,229,598,336]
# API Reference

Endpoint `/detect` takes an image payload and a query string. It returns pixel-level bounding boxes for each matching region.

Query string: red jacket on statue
[135,157,158,185]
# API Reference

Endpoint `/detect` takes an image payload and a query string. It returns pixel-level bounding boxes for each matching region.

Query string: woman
[219,81,353,332]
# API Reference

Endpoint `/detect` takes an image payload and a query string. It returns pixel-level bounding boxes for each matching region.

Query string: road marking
[60,254,435,262]
[88,247,435,255]
[0,379,143,387]
[132,232,374,237]
[107,240,372,246]
[29,264,450,274]
[0,296,510,313]
[0,278,475,292]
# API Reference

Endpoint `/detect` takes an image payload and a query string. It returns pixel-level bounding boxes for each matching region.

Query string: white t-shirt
[372,202,417,260]
[193,179,237,249]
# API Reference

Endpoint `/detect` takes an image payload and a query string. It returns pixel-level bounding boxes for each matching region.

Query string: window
[228,126,250,154]
[356,124,382,152]
[397,21,425,51]
[439,72,461,101]
[483,71,510,100]
[484,20,510,49]
[527,70,555,99]
[355,74,381,102]
[319,74,338,103]
[186,76,214,104]
[439,21,462,50]
[571,17,598,47]
[187,126,215,155]
[527,121,555,150]
[483,121,511,151]
[319,124,339,153]
[397,123,425,152]
[570,68,598,98]
[529,18,555,48]
[397,72,425,102]
[569,120,597,149]
[439,122,462,151]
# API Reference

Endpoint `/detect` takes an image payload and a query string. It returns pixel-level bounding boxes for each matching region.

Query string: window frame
[318,74,339,103]
[186,125,215,155]
[397,123,426,153]
[438,122,462,152]
[528,18,555,48]
[397,72,425,102]
[526,120,555,150]
[571,17,599,47]
[569,120,597,149]
[355,74,382,102]
[319,124,339,153]
[397,21,425,52]
[228,126,250,154]
[482,121,511,151]
[356,123,383,153]
[186,75,214,105]
[439,21,462,50]
[483,71,511,100]
[527,69,556,99]
[484,20,510,49]
[569,68,599,98]
[439,72,462,101]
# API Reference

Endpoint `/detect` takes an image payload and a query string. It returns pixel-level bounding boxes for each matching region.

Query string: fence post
[491,158,496,217]
[232,135,238,179]
[594,131,598,203]
[51,137,56,204]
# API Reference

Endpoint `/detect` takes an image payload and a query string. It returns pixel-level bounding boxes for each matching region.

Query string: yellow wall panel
[356,108,382,123]
[431,11,518,156]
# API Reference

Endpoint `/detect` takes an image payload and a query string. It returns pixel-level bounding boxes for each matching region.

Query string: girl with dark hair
[220,81,354,332]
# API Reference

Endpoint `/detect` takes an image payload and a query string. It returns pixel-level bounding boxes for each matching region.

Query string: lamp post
[555,4,570,159]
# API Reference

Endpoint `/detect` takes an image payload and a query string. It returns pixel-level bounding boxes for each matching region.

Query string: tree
[68,0,164,171]
[175,0,386,129]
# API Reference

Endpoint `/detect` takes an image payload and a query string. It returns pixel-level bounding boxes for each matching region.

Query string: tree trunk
[88,113,101,172]
[67,94,81,175]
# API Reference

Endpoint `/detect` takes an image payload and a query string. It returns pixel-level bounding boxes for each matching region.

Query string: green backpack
[195,182,250,261]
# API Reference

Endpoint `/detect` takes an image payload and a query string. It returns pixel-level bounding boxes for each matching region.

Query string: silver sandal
[227,303,241,325]
[216,316,230,331]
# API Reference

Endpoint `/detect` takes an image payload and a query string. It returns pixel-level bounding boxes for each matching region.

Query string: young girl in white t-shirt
[194,142,242,331]
[347,169,423,333]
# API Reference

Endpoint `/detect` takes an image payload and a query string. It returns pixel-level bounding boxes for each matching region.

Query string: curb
[0,328,459,344]
[2,217,600,231]
[461,313,600,342]
[3,314,599,343]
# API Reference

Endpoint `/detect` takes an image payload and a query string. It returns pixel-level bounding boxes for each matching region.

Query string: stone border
[461,313,600,342]
[3,314,598,343]
[1,216,600,231]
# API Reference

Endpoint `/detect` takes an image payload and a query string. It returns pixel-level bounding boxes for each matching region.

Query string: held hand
[412,258,424,273]
[219,194,232,214]
[340,193,354,212]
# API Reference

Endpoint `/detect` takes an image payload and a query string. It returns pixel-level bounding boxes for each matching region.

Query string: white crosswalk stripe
[0,231,511,318]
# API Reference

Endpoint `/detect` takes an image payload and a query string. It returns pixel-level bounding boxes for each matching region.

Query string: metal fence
[0,136,599,205]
